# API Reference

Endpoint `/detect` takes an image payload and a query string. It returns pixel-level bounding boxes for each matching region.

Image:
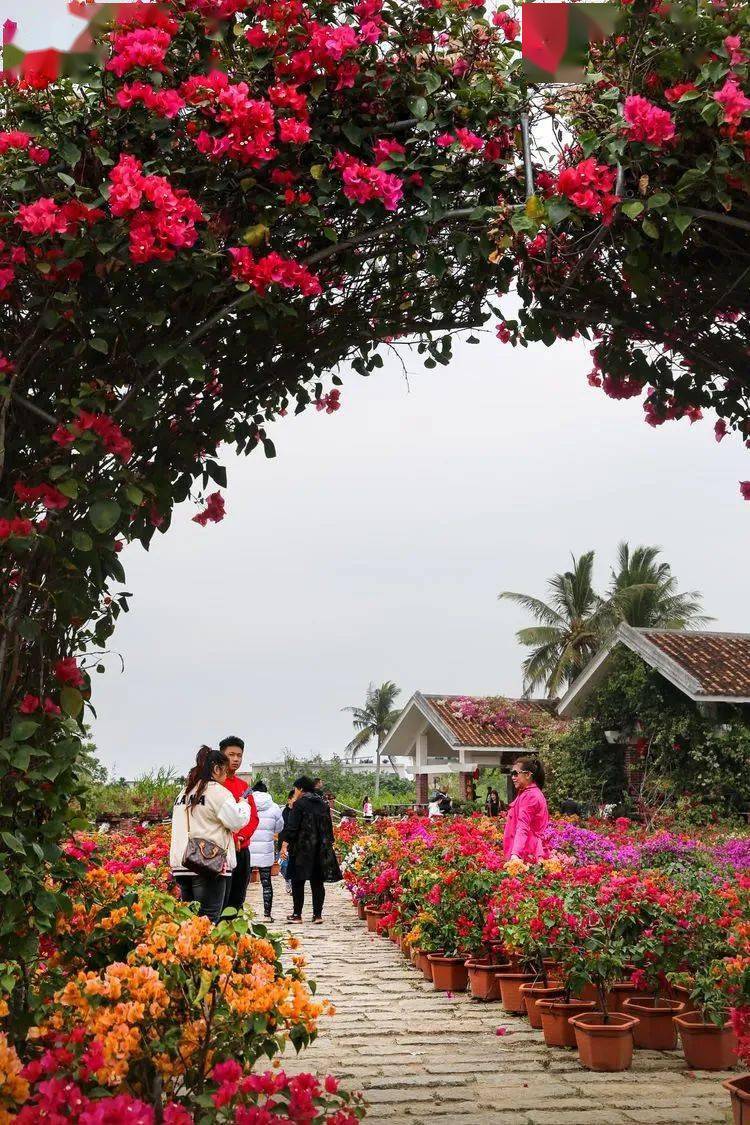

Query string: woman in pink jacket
[503,756,549,862]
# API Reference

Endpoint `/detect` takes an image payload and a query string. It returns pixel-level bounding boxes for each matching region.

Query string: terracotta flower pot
[569,1011,639,1072]
[668,984,697,1016]
[520,983,566,1029]
[496,971,536,1015]
[356,902,366,921]
[417,949,442,981]
[572,981,601,1005]
[538,998,596,1048]
[466,960,510,1002]
[364,908,386,933]
[608,982,646,1015]
[724,1074,750,1125]
[428,954,469,993]
[622,996,684,1051]
[675,1012,739,1070]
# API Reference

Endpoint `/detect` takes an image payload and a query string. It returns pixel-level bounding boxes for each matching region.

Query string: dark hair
[252,780,267,793]
[219,736,244,753]
[312,777,322,787]
[514,756,546,790]
[185,745,228,805]
[294,775,316,793]
[287,789,295,800]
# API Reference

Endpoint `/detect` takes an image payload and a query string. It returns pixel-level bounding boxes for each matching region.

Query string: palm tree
[605,542,711,629]
[500,544,711,697]
[343,681,402,797]
[499,551,603,699]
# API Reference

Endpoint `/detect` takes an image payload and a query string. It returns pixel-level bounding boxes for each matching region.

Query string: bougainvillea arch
[0,0,748,1013]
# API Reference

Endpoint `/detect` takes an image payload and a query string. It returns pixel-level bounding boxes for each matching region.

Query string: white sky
[8,1,750,778]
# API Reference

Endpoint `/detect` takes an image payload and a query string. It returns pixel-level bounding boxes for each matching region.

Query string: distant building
[340,746,413,779]
[378,691,560,803]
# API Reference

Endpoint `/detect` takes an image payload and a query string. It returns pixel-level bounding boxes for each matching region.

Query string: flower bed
[1,826,364,1123]
[341,813,750,1079]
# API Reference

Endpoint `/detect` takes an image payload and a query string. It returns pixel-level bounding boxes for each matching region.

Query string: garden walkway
[246,880,733,1125]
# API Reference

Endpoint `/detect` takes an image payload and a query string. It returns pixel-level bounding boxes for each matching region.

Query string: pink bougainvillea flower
[623,94,675,145]
[315,389,341,414]
[714,78,750,127]
[493,11,519,41]
[14,481,70,511]
[228,247,321,297]
[192,491,226,526]
[54,657,84,687]
[740,481,750,501]
[19,694,41,714]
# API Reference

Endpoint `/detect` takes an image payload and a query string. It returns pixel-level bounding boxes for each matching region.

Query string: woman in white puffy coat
[249,781,284,920]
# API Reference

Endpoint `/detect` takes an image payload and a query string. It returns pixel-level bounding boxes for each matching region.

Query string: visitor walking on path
[249,781,284,922]
[279,789,295,895]
[169,746,252,923]
[281,775,342,924]
[220,735,259,911]
[362,795,374,822]
[503,756,549,863]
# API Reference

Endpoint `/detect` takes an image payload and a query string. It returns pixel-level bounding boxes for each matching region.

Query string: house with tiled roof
[378,691,562,804]
[558,624,750,717]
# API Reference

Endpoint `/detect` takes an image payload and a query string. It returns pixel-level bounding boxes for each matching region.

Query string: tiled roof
[424,695,560,748]
[643,630,750,699]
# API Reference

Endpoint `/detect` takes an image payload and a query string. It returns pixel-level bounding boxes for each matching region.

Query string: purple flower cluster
[546,820,750,874]
[712,836,750,871]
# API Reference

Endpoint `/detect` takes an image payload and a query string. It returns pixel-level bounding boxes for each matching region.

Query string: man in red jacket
[220,735,259,910]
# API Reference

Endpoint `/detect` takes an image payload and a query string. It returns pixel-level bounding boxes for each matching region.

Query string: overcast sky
[10,2,750,778]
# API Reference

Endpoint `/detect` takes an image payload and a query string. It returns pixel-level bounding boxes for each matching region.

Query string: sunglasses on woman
[510,769,529,777]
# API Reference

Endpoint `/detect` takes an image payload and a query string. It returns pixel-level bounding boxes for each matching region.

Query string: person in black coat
[280,775,342,923]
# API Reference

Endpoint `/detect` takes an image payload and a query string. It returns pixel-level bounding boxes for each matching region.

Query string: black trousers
[226,846,251,911]
[174,873,230,924]
[292,878,325,918]
[257,866,273,916]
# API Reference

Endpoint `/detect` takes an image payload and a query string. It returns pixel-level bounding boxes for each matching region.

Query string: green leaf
[341,123,363,146]
[421,71,441,95]
[672,212,693,234]
[510,213,534,233]
[407,96,428,120]
[125,484,145,507]
[89,500,121,533]
[89,338,109,354]
[72,530,93,552]
[547,198,572,224]
[622,201,644,218]
[60,686,83,719]
[11,720,39,742]
[641,219,660,240]
[647,193,670,209]
[1,832,24,856]
[61,140,82,166]
[56,478,79,499]
[0,873,11,895]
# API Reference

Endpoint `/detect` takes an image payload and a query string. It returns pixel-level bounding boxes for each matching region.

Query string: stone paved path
[246,879,734,1125]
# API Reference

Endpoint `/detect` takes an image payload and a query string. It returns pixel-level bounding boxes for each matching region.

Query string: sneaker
[312,916,323,925]
[264,914,274,923]
[284,882,292,895]
[286,914,302,923]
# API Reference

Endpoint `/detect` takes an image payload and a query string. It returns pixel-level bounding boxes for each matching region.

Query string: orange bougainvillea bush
[0,827,360,1122]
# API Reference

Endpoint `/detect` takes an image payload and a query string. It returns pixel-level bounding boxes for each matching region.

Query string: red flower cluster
[53,411,133,462]
[0,516,33,540]
[109,156,204,264]
[192,491,226,526]
[714,78,750,128]
[316,389,341,413]
[0,130,50,164]
[16,198,104,237]
[228,247,322,296]
[181,71,278,166]
[623,94,675,146]
[18,693,61,716]
[556,158,619,222]
[331,151,404,211]
[54,657,85,687]
[492,11,520,41]
[115,82,186,119]
[14,481,70,511]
